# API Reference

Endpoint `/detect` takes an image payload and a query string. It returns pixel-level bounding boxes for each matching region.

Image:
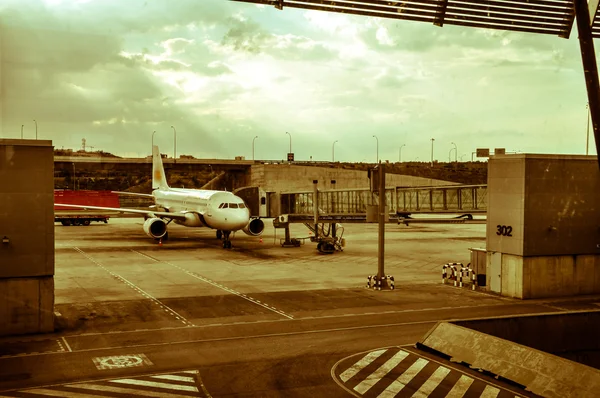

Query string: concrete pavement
[1,218,599,396]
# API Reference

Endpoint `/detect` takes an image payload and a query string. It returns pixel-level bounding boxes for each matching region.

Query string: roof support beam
[589,0,600,26]
[575,0,600,166]
[434,0,448,27]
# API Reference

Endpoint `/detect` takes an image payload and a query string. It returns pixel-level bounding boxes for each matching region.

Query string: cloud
[0,0,594,162]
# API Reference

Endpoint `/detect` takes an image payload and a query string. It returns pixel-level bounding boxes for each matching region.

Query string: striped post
[451,265,458,286]
[387,275,395,290]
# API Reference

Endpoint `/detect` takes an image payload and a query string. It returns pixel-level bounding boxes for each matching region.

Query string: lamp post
[399,144,405,162]
[430,138,435,166]
[372,135,379,163]
[33,119,37,139]
[451,142,457,162]
[252,135,258,160]
[586,103,591,155]
[151,130,156,153]
[170,125,177,162]
[72,162,77,191]
[20,124,24,139]
[285,131,292,153]
[332,140,338,162]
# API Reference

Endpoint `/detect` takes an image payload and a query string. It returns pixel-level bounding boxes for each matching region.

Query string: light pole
[399,144,405,162]
[20,124,24,139]
[170,125,177,162]
[448,148,453,162]
[285,131,292,153]
[586,103,591,155]
[430,138,435,166]
[72,162,76,191]
[151,130,156,153]
[252,135,258,160]
[372,135,379,163]
[33,119,37,139]
[332,140,338,162]
[451,142,457,162]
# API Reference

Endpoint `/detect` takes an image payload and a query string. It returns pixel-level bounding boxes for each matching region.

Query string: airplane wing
[111,191,155,198]
[54,203,188,222]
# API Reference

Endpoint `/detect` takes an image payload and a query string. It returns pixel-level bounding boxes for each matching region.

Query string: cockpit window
[229,203,239,208]
[239,203,246,208]
[218,203,228,208]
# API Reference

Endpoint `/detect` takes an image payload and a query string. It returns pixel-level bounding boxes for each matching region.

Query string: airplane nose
[223,213,249,230]
[236,213,250,230]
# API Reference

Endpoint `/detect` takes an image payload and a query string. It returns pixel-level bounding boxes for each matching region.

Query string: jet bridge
[271,184,487,252]
[279,184,487,219]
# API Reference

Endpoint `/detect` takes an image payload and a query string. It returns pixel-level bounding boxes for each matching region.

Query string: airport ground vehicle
[54,190,118,226]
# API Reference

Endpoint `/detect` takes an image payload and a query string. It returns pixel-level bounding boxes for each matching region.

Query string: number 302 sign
[496,225,513,236]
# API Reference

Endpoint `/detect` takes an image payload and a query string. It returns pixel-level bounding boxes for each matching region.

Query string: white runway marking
[412,365,451,397]
[74,247,194,327]
[480,384,501,397]
[12,370,202,398]
[150,374,195,382]
[109,378,198,391]
[353,350,409,394]
[339,349,387,382]
[92,353,153,370]
[131,249,294,320]
[378,358,428,397]
[446,374,474,397]
[61,336,72,352]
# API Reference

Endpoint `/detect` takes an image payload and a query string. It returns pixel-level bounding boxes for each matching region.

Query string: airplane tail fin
[152,145,170,190]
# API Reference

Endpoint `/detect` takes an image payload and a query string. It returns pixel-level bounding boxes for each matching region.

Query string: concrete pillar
[0,139,55,335]
[486,154,600,298]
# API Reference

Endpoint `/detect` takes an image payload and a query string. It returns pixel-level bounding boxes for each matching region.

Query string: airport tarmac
[2,218,600,397]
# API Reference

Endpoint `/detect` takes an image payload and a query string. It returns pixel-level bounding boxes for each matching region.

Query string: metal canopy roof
[231,0,577,38]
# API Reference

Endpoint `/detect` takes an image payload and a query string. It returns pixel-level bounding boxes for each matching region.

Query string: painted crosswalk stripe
[378,358,429,398]
[412,365,451,397]
[150,374,195,382]
[109,378,198,391]
[354,350,410,394]
[446,374,474,398]
[480,384,501,397]
[339,349,387,382]
[72,383,196,397]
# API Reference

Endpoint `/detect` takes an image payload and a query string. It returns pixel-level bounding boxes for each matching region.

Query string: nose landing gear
[221,230,232,249]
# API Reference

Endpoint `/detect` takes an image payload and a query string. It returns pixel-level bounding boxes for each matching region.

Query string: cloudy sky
[0,0,596,161]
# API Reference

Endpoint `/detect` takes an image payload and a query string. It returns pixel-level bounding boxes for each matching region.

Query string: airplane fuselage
[152,188,250,231]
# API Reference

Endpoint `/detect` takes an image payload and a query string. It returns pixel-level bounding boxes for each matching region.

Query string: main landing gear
[216,230,232,249]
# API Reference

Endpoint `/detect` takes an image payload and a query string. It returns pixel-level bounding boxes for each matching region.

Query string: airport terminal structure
[3,0,600,397]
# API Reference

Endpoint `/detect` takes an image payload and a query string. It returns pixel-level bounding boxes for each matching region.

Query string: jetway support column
[575,0,600,167]
[313,180,319,239]
[376,163,390,289]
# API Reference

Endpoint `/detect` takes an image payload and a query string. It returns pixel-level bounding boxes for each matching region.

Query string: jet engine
[242,218,264,236]
[143,217,168,239]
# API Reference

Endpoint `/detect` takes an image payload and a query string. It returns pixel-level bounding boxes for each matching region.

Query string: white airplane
[54,145,265,248]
